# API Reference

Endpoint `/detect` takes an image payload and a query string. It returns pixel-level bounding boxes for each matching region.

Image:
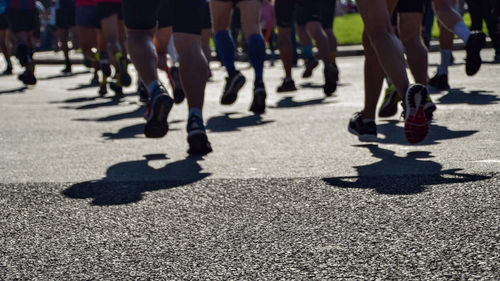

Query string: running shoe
[465,32,486,76]
[221,71,246,105]
[423,95,437,121]
[348,112,377,142]
[429,73,450,90]
[117,55,132,87]
[98,84,107,97]
[403,84,429,144]
[18,61,36,85]
[170,66,185,104]
[109,82,124,98]
[323,63,339,96]
[137,82,149,103]
[187,115,213,155]
[277,77,297,93]
[378,84,400,118]
[90,72,99,86]
[144,85,174,138]
[302,58,319,78]
[249,81,267,114]
[61,63,72,74]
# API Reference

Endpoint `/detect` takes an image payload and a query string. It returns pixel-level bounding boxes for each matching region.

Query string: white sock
[437,49,452,75]
[453,21,471,44]
[147,80,161,96]
[189,107,203,120]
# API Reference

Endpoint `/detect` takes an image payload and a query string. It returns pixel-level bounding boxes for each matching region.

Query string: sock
[302,43,313,60]
[330,50,337,62]
[247,34,265,82]
[453,21,471,44]
[214,30,236,75]
[437,49,452,75]
[189,107,203,120]
[147,80,161,98]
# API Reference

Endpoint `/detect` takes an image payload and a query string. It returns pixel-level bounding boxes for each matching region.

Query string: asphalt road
[0,49,499,279]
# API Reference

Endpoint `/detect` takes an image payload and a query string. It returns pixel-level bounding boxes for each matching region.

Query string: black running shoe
[137,82,149,103]
[465,32,486,76]
[348,112,377,142]
[18,61,36,85]
[187,115,213,155]
[302,58,318,78]
[109,82,124,98]
[378,84,400,118]
[249,81,267,114]
[98,84,107,97]
[323,63,339,96]
[118,55,131,87]
[144,86,174,138]
[221,71,246,105]
[277,77,297,93]
[61,63,72,74]
[170,66,185,104]
[429,73,450,90]
[90,72,99,86]
[1,66,12,76]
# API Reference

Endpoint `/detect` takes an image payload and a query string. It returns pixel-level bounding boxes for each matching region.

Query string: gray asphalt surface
[0,49,499,279]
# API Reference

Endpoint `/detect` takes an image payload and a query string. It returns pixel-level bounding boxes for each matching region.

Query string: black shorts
[276,0,321,28]
[56,8,76,29]
[123,0,205,35]
[5,8,38,33]
[202,1,211,30]
[158,0,172,28]
[98,2,123,20]
[0,13,8,30]
[321,0,336,29]
[396,0,425,13]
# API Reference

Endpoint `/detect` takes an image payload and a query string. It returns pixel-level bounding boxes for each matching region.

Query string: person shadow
[62,154,211,206]
[268,96,335,109]
[438,88,499,105]
[206,112,274,133]
[323,144,490,195]
[0,86,28,95]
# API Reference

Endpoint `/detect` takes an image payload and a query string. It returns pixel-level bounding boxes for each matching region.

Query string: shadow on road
[323,144,491,195]
[269,96,336,109]
[63,154,211,205]
[0,86,28,95]
[38,70,91,81]
[206,112,274,132]
[438,88,499,105]
[66,81,99,91]
[101,120,182,140]
[376,120,477,145]
[74,106,147,122]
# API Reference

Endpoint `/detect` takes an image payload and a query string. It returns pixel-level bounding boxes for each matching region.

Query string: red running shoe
[403,84,429,144]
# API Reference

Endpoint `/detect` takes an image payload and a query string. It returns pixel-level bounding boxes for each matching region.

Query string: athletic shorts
[123,0,206,35]
[56,8,76,28]
[213,0,261,4]
[5,8,38,32]
[76,5,100,27]
[396,0,425,13]
[0,13,8,30]
[320,0,335,29]
[276,0,321,28]
[98,2,123,20]
[158,0,172,28]
[202,1,211,29]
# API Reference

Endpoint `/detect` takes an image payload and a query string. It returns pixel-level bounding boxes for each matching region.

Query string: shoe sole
[348,127,377,142]
[144,94,174,138]
[404,85,429,144]
[187,131,213,155]
[221,74,246,105]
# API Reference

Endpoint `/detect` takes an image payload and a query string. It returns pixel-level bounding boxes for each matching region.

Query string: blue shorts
[76,6,100,28]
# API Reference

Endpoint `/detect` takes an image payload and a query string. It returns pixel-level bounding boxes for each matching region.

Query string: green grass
[334,12,488,46]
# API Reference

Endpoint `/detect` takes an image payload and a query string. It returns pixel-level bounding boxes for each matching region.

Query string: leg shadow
[0,86,28,95]
[206,112,274,133]
[269,96,335,109]
[438,88,499,105]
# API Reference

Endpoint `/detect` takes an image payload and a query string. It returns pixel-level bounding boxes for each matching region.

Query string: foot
[465,32,486,76]
[144,85,174,138]
[187,115,213,155]
[323,63,339,96]
[348,112,377,142]
[378,84,400,118]
[302,58,318,78]
[100,58,111,77]
[18,62,36,85]
[249,81,267,114]
[118,55,131,87]
[98,84,107,97]
[221,71,246,105]
[109,82,124,98]
[429,73,450,90]
[61,64,72,74]
[403,84,429,144]
[423,95,437,121]
[170,66,185,104]
[277,77,297,93]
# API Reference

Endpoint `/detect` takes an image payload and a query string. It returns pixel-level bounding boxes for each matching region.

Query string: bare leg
[277,26,293,78]
[127,28,158,85]
[399,12,428,85]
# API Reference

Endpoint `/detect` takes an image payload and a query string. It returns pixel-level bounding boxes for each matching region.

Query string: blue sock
[248,34,266,82]
[302,43,313,60]
[147,80,161,99]
[214,30,236,75]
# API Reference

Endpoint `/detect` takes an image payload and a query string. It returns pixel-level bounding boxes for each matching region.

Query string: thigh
[122,0,161,30]
[275,0,295,28]
[298,0,322,24]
